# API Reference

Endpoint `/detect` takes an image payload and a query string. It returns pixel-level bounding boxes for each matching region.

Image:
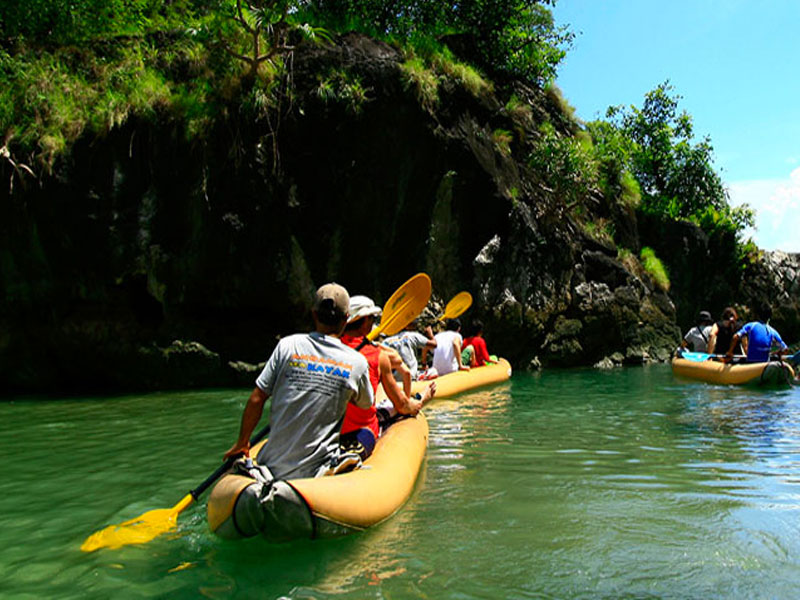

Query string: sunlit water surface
[3,365,800,598]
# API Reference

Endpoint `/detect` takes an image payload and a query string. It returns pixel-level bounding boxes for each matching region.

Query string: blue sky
[551,0,800,252]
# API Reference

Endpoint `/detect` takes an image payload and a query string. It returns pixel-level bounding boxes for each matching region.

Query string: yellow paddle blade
[80,508,178,552]
[439,291,472,321]
[367,273,432,340]
[81,494,194,552]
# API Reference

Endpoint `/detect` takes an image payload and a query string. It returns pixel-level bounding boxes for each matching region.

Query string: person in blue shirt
[726,302,789,363]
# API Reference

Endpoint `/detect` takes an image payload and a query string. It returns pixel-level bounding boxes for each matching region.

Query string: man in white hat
[223,283,374,480]
[338,295,436,462]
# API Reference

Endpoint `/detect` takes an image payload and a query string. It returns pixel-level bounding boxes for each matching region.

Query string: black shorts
[339,427,376,461]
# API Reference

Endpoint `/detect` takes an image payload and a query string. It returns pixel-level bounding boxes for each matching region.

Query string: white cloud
[727,167,800,253]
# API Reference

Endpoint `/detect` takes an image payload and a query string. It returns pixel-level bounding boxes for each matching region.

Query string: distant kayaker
[223,283,374,479]
[706,307,745,356]
[726,301,789,363]
[339,295,436,464]
[461,319,498,368]
[681,311,713,352]
[382,320,437,380]
[425,318,470,376]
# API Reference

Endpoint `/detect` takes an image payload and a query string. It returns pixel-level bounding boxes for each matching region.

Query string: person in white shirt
[681,310,713,353]
[425,318,470,377]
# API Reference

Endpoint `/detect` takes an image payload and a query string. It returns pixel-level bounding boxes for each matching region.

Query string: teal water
[2,365,800,598]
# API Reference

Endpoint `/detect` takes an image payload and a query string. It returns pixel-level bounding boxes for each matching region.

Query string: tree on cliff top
[605,81,754,238]
[212,1,332,79]
[305,0,573,83]
[0,0,571,175]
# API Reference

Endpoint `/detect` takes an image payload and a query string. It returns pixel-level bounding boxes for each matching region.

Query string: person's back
[383,325,433,379]
[462,335,487,365]
[432,319,466,376]
[738,323,786,363]
[337,295,434,465]
[256,331,371,479]
[727,302,788,363]
[683,311,713,352]
[707,307,742,355]
[461,320,495,367]
[340,332,381,437]
[224,283,373,482]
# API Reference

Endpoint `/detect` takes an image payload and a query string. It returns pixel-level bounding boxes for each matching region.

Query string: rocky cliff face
[744,251,800,338]
[639,213,800,343]
[0,33,793,394]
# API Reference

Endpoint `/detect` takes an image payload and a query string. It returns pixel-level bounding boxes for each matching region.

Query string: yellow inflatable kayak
[378,358,512,401]
[207,411,428,541]
[672,352,795,386]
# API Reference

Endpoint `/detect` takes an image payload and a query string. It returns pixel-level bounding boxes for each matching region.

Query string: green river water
[3,365,800,599]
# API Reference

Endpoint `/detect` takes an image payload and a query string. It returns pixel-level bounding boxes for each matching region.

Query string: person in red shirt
[339,295,436,463]
[462,320,497,367]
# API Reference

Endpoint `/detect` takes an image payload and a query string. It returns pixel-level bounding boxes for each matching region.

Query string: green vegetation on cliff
[527,79,756,274]
[0,2,758,278]
[0,0,572,176]
[0,0,752,265]
[605,82,754,244]
[639,246,670,292]
[1,2,216,174]
[305,0,572,82]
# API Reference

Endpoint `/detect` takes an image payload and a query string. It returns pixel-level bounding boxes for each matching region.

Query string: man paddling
[223,283,374,479]
[726,301,789,364]
[339,295,436,463]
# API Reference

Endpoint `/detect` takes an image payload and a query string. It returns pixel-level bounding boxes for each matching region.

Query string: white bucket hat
[347,295,382,323]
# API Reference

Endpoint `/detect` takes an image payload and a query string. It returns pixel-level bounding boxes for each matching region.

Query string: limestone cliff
[0,33,795,393]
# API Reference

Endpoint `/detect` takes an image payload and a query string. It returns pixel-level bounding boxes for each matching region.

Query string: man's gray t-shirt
[683,325,711,352]
[254,331,373,480]
[383,330,428,378]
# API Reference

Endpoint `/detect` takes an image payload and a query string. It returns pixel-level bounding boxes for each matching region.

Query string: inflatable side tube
[289,412,429,534]
[378,358,512,401]
[208,475,315,542]
[672,358,794,386]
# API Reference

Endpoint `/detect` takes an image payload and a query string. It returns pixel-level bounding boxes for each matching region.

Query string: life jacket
[340,334,380,437]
